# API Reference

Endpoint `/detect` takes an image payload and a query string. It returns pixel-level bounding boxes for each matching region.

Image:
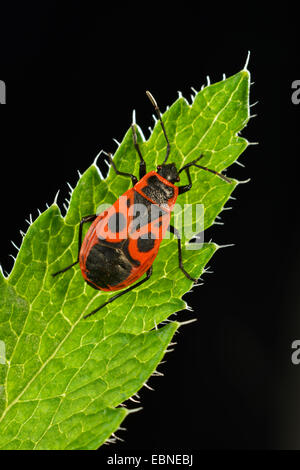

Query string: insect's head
[157,163,180,184]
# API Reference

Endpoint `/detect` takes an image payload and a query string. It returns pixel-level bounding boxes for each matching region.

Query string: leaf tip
[132,108,136,125]
[243,50,251,71]
[215,243,235,251]
[53,189,60,206]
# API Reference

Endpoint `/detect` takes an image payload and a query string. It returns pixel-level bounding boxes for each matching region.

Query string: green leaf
[0,68,250,449]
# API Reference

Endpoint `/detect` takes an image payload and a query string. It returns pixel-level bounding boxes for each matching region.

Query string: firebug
[53,91,231,318]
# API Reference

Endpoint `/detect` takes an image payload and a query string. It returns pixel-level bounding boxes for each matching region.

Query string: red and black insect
[53,91,231,318]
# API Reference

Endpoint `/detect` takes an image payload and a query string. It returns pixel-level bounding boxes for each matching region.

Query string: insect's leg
[178,155,206,194]
[84,267,153,319]
[146,91,170,164]
[105,151,138,186]
[178,167,192,195]
[168,224,197,282]
[178,154,231,187]
[131,124,146,179]
[52,214,97,277]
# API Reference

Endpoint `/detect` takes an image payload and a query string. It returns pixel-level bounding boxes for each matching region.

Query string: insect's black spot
[130,192,165,235]
[123,239,140,267]
[127,198,131,208]
[129,192,150,233]
[108,211,127,233]
[86,242,132,287]
[137,234,155,253]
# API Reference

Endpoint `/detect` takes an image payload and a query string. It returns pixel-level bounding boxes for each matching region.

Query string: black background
[0,3,299,453]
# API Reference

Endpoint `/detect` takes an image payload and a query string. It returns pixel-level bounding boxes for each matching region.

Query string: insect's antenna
[179,155,232,184]
[146,90,170,164]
